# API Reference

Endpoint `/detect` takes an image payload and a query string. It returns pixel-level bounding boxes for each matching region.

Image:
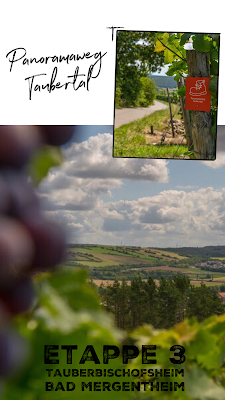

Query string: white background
[0,0,223,125]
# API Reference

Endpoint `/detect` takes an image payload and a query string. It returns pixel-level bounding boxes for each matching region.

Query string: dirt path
[114,101,168,128]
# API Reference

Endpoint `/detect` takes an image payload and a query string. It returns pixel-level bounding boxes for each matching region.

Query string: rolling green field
[66,244,186,267]
[66,244,225,287]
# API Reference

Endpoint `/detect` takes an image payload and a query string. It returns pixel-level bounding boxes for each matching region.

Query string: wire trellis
[133,103,215,160]
[180,114,215,160]
[154,108,215,160]
[154,104,181,156]
[151,83,215,160]
[181,119,208,159]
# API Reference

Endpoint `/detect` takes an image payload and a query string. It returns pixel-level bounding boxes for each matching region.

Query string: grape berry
[0,125,74,379]
[39,125,74,146]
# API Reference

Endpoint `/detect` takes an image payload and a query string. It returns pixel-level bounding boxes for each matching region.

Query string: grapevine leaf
[154,40,165,52]
[211,98,218,108]
[187,330,219,370]
[204,313,225,336]
[180,33,192,46]
[166,67,176,76]
[193,34,211,52]
[209,76,218,93]
[162,32,170,43]
[211,126,217,134]
[169,42,185,59]
[29,146,64,186]
[185,366,225,400]
[164,47,175,64]
[168,33,176,42]
[209,34,220,41]
[212,48,219,60]
[176,32,183,39]
[174,73,181,82]
[39,268,100,312]
[177,86,186,96]
[211,59,219,75]
[173,319,198,343]
[6,269,130,400]
[155,31,165,40]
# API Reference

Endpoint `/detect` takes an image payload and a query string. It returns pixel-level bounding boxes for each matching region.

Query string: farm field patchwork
[67,245,187,265]
[66,244,225,288]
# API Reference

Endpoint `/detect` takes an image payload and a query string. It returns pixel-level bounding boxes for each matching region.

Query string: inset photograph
[113,31,219,160]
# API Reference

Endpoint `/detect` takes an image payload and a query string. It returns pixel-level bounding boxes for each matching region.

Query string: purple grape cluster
[0,125,74,379]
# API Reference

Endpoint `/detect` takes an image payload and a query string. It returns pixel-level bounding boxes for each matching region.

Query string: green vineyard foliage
[2,268,225,400]
[154,32,219,136]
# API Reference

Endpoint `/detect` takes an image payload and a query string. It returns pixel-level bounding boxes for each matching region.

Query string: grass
[68,245,186,264]
[151,249,186,259]
[212,276,225,280]
[142,248,186,260]
[75,261,118,267]
[113,103,188,159]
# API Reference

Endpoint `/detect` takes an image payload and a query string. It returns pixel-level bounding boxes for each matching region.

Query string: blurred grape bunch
[0,126,74,381]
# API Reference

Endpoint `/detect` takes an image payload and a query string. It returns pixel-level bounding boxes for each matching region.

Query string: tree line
[115,31,164,108]
[98,275,224,330]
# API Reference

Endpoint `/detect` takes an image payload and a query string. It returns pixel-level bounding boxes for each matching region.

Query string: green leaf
[211,126,217,134]
[177,86,186,96]
[168,34,176,43]
[166,67,176,76]
[180,33,192,46]
[174,73,181,82]
[162,32,170,42]
[187,330,220,370]
[209,34,220,41]
[185,366,225,400]
[40,268,100,312]
[209,76,218,93]
[193,34,211,52]
[154,40,165,52]
[155,31,165,40]
[29,146,64,186]
[211,59,219,75]
[5,269,130,400]
[204,313,225,336]
[212,48,219,60]
[164,47,176,64]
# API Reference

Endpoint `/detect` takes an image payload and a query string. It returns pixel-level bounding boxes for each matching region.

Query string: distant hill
[150,75,177,89]
[160,246,225,258]
[67,244,225,259]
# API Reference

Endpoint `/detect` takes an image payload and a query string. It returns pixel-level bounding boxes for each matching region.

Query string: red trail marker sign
[185,77,211,112]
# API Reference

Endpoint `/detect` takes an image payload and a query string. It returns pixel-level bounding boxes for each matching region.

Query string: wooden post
[186,50,215,160]
[177,77,192,149]
[167,87,175,138]
[151,125,154,135]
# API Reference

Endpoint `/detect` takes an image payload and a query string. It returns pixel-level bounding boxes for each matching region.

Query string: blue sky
[38,126,225,248]
[152,65,170,76]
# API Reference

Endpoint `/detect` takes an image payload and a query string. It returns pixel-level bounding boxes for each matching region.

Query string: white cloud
[64,133,169,181]
[41,187,225,247]
[176,185,198,190]
[95,188,225,246]
[38,133,169,213]
[202,155,225,169]
[36,132,225,247]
